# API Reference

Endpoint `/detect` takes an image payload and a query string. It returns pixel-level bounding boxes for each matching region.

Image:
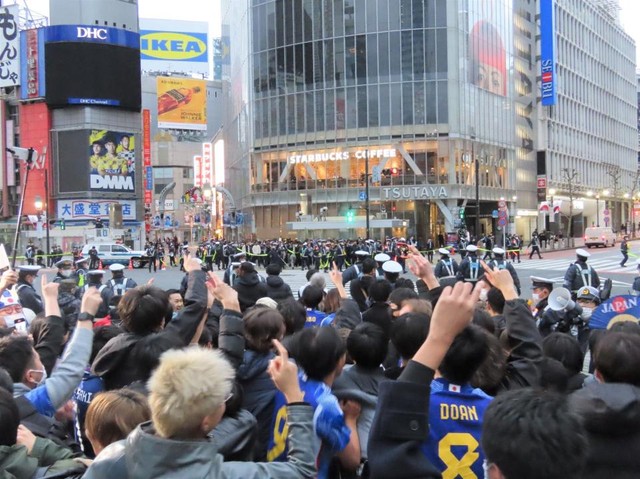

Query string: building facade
[223,0,538,241]
[537,0,637,237]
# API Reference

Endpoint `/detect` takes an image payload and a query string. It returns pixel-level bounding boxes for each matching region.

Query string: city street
[29,241,640,300]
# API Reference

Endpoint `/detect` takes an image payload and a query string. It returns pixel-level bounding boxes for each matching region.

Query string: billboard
[44,25,141,110]
[0,5,20,87]
[57,199,136,221]
[89,130,135,192]
[540,0,557,106]
[157,76,206,130]
[140,19,208,76]
[20,28,45,99]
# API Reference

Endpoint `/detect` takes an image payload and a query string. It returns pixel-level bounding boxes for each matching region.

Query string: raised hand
[480,261,518,300]
[268,339,304,404]
[0,269,18,292]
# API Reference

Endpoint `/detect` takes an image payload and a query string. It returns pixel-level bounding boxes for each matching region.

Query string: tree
[561,168,578,247]
[605,163,622,232]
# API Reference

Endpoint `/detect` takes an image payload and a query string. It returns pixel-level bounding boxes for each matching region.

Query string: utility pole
[365,149,371,240]
[562,168,578,248]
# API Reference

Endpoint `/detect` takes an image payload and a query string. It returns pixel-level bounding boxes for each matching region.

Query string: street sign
[498,200,507,209]
[603,209,610,217]
[492,210,499,218]
[537,177,547,189]
[498,210,508,219]
[371,166,381,183]
[359,191,367,201]
[498,217,508,227]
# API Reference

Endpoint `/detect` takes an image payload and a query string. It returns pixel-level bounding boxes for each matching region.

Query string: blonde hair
[148,347,234,438]
[85,389,150,449]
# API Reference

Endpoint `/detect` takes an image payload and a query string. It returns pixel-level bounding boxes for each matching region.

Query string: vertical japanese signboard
[0,5,20,87]
[143,109,152,207]
[540,0,557,106]
[193,155,202,188]
[202,142,213,185]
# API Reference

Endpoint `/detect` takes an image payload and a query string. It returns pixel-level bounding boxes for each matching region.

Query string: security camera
[6,147,36,162]
[320,207,328,213]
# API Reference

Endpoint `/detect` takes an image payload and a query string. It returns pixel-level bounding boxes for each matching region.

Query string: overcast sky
[20,0,640,68]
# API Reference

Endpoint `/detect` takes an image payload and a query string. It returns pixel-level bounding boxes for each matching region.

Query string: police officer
[374,253,391,278]
[53,259,74,283]
[456,245,482,284]
[434,248,459,287]
[341,250,370,285]
[381,260,403,289]
[107,263,138,296]
[529,276,553,322]
[574,286,600,353]
[489,247,521,295]
[620,235,630,267]
[74,257,89,287]
[76,270,111,318]
[224,252,246,285]
[15,265,43,315]
[563,248,600,294]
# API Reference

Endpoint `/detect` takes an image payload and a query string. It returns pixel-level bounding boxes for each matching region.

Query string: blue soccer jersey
[422,378,493,478]
[267,372,351,479]
[305,308,327,328]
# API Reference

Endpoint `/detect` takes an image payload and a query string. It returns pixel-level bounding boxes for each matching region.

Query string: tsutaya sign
[383,186,448,200]
[288,148,396,164]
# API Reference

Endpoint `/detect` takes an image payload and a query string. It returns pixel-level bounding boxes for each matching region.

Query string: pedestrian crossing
[511,256,636,275]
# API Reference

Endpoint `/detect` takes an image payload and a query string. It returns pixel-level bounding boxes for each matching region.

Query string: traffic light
[346,210,354,223]
[60,218,66,230]
[459,208,465,219]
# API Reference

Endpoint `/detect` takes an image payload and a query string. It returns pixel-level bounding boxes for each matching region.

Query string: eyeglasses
[224,392,234,403]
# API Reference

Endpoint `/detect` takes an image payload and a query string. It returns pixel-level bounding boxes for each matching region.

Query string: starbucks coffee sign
[382,186,448,200]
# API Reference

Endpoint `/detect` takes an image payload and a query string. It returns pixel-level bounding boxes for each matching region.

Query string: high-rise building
[223,0,538,241]
[537,0,637,237]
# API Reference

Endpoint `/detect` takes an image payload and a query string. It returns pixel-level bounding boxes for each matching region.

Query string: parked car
[584,226,616,248]
[81,243,148,268]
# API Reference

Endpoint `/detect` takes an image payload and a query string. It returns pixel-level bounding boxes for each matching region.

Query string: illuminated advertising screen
[157,76,207,130]
[44,25,141,110]
[88,130,135,192]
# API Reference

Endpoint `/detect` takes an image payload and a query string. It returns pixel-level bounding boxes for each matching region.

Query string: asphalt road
[30,241,639,300]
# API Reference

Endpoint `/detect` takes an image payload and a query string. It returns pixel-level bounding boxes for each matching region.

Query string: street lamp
[34,195,50,266]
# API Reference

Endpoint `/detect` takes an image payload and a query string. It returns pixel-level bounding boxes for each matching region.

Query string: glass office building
[223,0,538,240]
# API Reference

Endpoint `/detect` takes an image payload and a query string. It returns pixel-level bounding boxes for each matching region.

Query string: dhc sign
[540,0,557,106]
[140,31,208,62]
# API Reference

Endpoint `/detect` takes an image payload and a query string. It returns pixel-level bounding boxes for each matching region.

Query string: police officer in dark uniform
[456,245,483,284]
[107,263,138,296]
[563,248,600,295]
[53,259,74,283]
[15,265,43,315]
[76,270,112,318]
[529,276,553,323]
[374,253,391,278]
[74,257,89,288]
[489,247,521,295]
[434,248,459,287]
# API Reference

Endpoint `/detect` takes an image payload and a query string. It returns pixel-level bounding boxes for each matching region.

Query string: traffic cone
[128,258,134,270]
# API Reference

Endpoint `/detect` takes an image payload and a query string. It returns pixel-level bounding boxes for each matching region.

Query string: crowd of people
[0,235,638,479]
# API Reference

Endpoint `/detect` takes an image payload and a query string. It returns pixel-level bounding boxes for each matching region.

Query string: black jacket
[570,382,640,479]
[236,349,276,461]
[362,302,393,339]
[264,275,294,303]
[233,272,268,312]
[368,361,440,478]
[91,270,209,390]
[16,280,43,314]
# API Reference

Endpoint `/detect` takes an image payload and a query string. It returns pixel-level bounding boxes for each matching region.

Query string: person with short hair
[362,280,393,338]
[85,389,150,456]
[84,344,317,478]
[300,285,326,328]
[264,262,294,303]
[15,265,43,315]
[483,388,588,479]
[233,262,268,312]
[270,327,361,478]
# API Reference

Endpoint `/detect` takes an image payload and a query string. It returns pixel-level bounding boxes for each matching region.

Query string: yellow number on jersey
[266,405,289,461]
[438,432,479,479]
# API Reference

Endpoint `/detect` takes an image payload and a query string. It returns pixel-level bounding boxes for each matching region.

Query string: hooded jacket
[92,270,208,390]
[570,382,640,479]
[264,275,294,303]
[84,406,316,479]
[209,409,258,462]
[233,271,268,312]
[237,349,277,461]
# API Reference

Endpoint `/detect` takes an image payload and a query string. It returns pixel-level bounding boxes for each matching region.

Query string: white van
[81,243,149,268]
[584,227,616,248]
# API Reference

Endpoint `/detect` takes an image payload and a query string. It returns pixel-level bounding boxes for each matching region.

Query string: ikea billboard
[139,19,208,76]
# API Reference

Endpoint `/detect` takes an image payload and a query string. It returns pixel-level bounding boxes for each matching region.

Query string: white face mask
[532,293,540,304]
[28,368,47,387]
[479,289,488,302]
[60,270,73,278]
[581,307,593,320]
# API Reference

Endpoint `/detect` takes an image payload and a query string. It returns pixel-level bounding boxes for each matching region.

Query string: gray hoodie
[84,405,316,479]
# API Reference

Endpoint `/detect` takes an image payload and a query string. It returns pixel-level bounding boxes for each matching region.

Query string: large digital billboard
[55,130,136,194]
[44,25,141,110]
[157,76,206,130]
